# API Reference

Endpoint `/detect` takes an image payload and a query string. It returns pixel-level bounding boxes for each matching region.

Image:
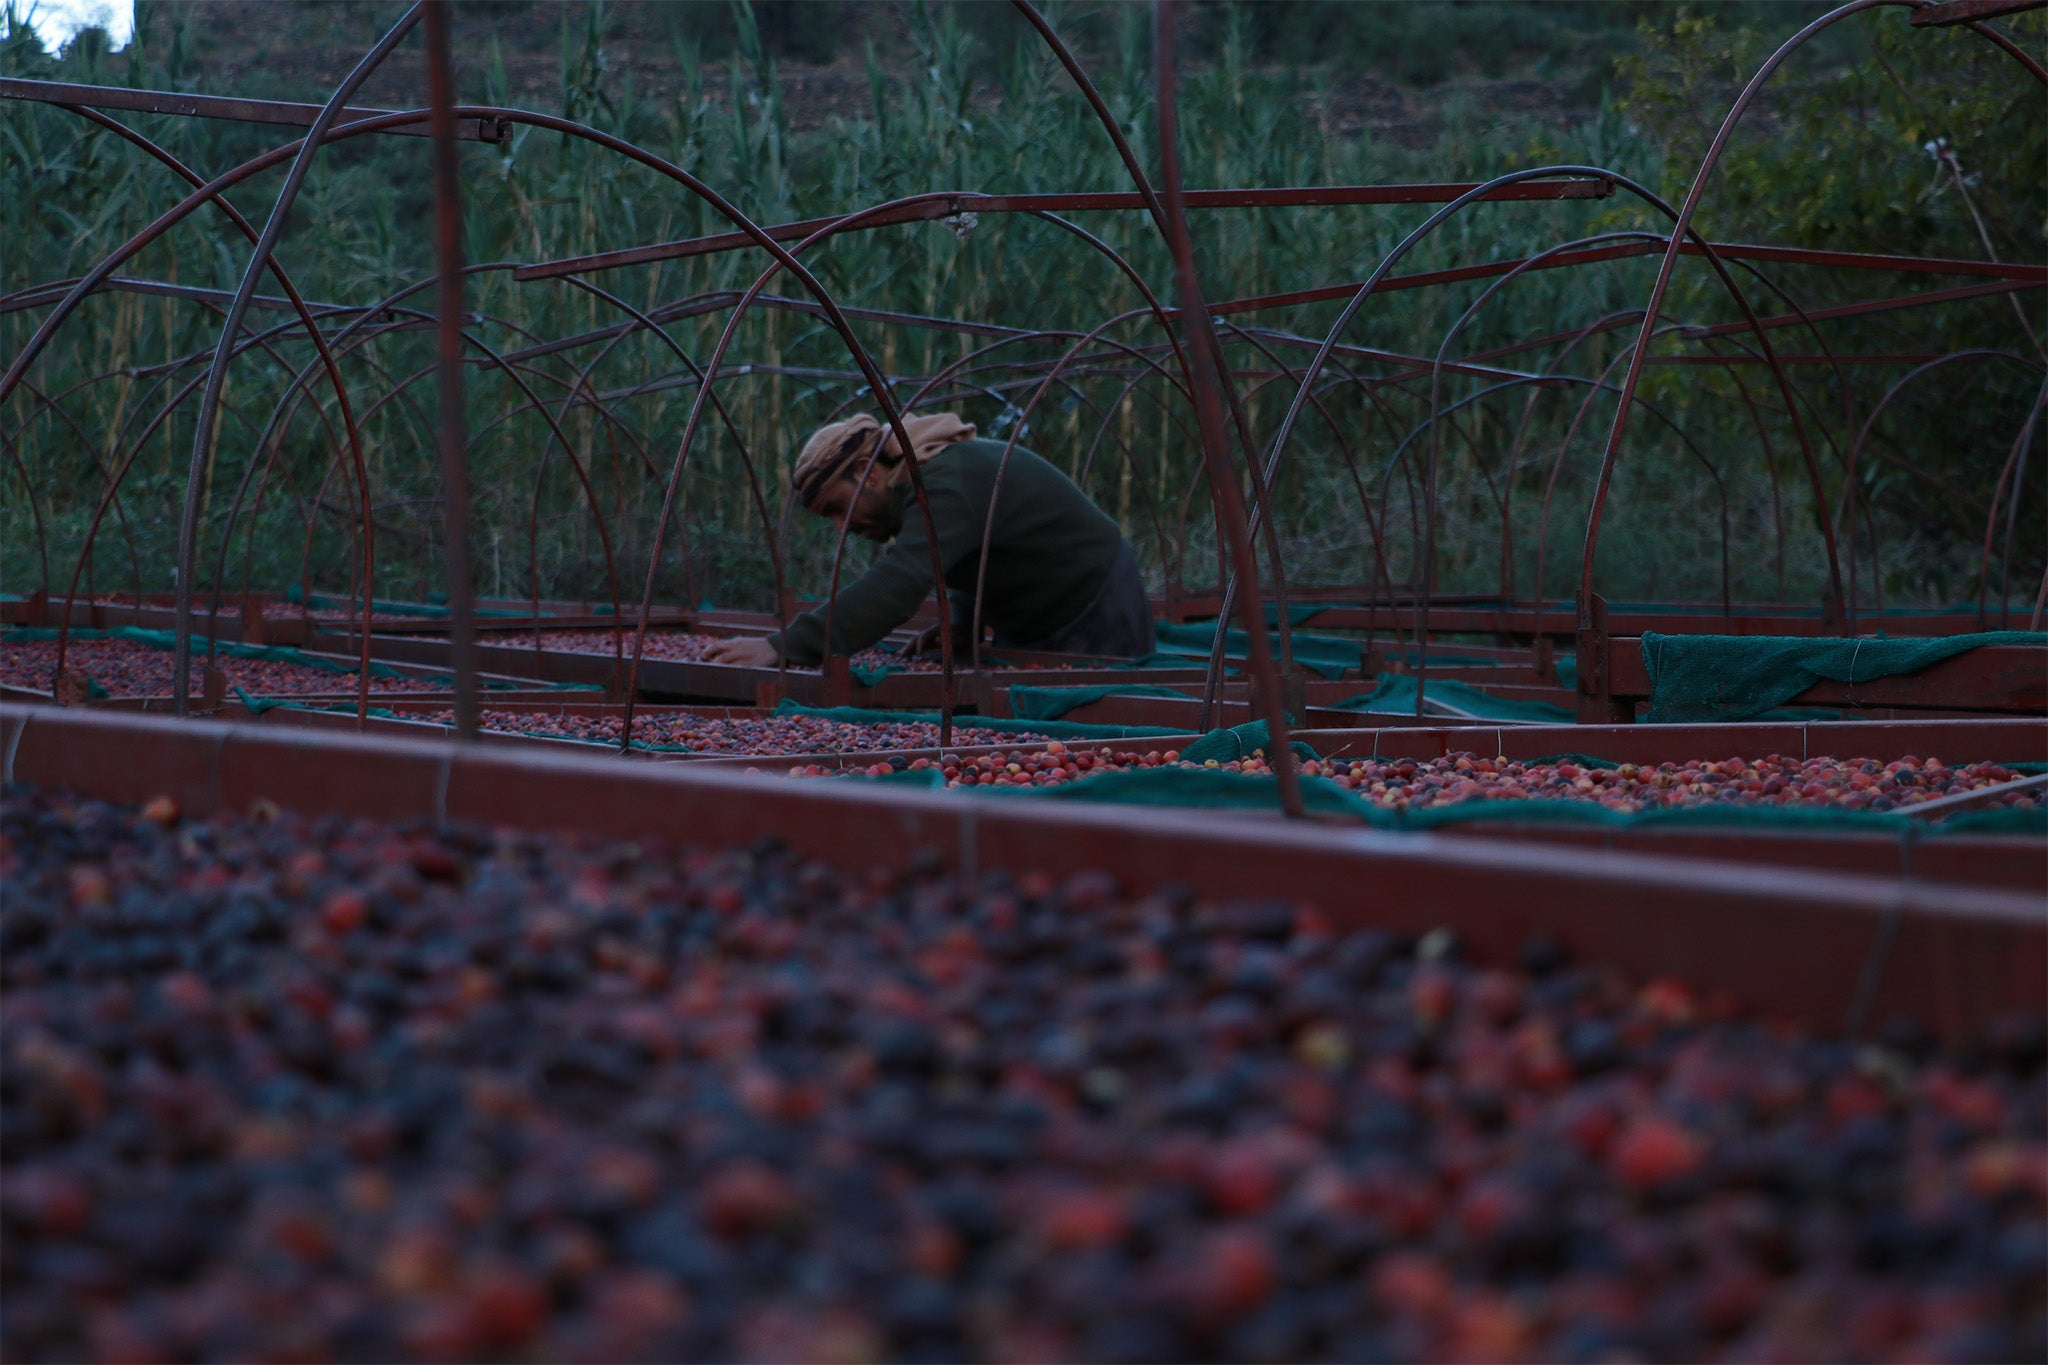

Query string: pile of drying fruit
[0,639,446,699]
[3,785,2042,1363]
[413,709,1046,756]
[515,631,936,677]
[1300,754,2044,814]
[869,746,2044,812]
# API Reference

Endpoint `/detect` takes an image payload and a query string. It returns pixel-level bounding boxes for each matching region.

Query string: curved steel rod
[552,274,797,673]
[1833,349,2041,620]
[614,193,993,748]
[47,307,381,688]
[174,4,426,715]
[1719,360,1790,601]
[1418,229,1671,707]
[1214,163,1835,673]
[1148,2,1300,802]
[1383,367,1728,612]
[28,385,145,609]
[1578,0,2048,636]
[8,376,145,603]
[1990,378,2039,626]
[2,99,954,733]
[1534,324,1650,623]
[1,429,51,598]
[1013,0,1300,730]
[208,318,427,650]
[1212,331,1406,646]
[1494,312,1643,609]
[27,101,385,692]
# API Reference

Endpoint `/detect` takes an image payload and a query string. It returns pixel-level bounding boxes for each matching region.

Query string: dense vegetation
[2,1,2041,619]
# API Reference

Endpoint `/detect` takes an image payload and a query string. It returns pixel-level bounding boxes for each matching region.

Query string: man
[705,411,1153,667]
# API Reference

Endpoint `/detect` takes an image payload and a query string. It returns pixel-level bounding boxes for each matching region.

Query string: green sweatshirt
[770,439,1126,665]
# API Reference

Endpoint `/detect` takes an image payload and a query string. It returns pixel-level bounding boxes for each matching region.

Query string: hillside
[120,0,1696,147]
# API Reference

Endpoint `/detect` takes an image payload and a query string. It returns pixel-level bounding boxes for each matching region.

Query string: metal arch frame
[2,0,2037,749]
[1581,0,2048,641]
[1221,164,1848,682]
[173,4,428,715]
[1014,0,1303,792]
[7,376,146,604]
[42,309,377,690]
[1417,229,1677,703]
[1817,349,2046,621]
[1381,366,1740,624]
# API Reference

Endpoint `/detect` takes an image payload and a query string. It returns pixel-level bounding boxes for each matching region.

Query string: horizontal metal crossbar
[0,76,509,143]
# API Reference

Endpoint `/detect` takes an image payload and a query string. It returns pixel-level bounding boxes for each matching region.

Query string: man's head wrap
[791,412,975,511]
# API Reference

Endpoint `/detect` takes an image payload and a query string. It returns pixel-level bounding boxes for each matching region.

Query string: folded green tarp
[1641,630,2048,723]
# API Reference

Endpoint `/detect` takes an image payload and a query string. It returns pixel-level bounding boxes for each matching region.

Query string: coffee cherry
[2,782,2039,1363]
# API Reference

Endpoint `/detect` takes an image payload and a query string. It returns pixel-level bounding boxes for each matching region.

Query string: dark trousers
[996,540,1155,659]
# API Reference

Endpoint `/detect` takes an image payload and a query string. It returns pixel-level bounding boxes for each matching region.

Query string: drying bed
[5,704,2041,1037]
[0,635,452,700]
[841,746,2045,816]
[674,718,2048,890]
[439,628,1202,683]
[345,629,1215,711]
[4,780,2044,1363]
[401,707,1053,757]
[512,628,929,679]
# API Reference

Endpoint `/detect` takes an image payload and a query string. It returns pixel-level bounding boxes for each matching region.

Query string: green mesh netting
[1329,673,1576,724]
[850,660,903,687]
[768,699,1186,741]
[1005,683,1197,721]
[1641,630,2048,723]
[1150,622,1364,679]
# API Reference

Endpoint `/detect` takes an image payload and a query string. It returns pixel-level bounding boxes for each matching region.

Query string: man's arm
[769,483,977,666]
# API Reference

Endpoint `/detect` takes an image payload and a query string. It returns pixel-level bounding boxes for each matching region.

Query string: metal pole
[425,1,477,740]
[1153,0,1304,818]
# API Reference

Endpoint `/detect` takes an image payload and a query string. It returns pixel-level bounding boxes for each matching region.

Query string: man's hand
[704,637,780,668]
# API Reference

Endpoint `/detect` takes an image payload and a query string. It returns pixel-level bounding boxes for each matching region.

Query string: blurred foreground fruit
[1,783,2041,1363]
